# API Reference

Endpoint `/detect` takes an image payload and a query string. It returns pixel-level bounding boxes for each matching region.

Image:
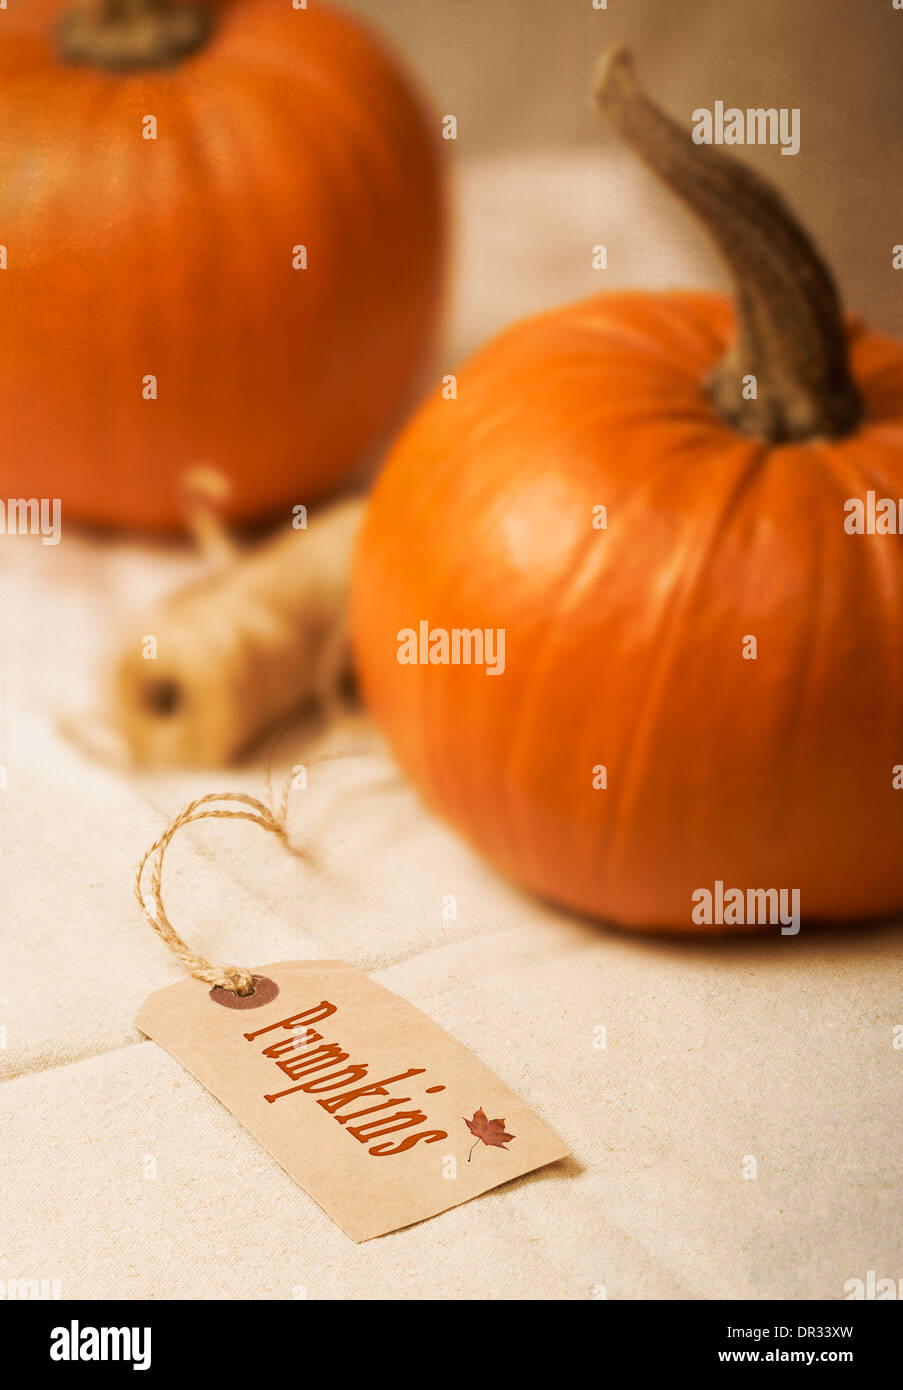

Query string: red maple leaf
[464,1108,515,1161]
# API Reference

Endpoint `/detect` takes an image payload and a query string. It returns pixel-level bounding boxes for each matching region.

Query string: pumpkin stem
[594,48,863,443]
[58,0,214,71]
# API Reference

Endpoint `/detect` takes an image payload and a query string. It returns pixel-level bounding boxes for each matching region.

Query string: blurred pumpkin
[0,0,444,531]
[352,49,903,931]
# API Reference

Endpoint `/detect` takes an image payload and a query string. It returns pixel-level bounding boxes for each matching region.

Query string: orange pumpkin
[352,50,903,932]
[0,0,443,531]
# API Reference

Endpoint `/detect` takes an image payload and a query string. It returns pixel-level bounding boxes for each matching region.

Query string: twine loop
[134,791,286,995]
[133,749,369,995]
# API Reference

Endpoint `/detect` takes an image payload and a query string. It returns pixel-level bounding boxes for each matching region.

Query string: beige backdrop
[345,0,903,336]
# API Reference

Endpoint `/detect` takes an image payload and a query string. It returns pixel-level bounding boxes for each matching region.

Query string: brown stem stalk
[594,48,863,443]
[58,0,215,71]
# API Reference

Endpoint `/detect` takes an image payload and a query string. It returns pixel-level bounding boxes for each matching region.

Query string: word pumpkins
[353,50,903,932]
[0,0,443,531]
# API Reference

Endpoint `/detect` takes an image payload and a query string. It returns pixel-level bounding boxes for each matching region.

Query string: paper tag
[136,960,570,1242]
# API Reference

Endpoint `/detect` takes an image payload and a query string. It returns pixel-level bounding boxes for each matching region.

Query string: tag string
[134,749,370,996]
[134,792,284,996]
